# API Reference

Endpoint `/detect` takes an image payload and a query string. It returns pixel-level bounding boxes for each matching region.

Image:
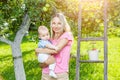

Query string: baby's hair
[38,26,48,34]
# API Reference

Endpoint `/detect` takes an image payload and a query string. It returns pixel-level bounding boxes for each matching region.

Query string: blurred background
[0,0,120,80]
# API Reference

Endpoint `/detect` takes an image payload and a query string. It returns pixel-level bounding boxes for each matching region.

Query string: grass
[0,37,120,80]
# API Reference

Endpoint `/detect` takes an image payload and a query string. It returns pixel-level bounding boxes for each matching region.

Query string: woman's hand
[39,63,48,68]
[39,55,55,68]
[35,48,41,53]
[45,55,55,65]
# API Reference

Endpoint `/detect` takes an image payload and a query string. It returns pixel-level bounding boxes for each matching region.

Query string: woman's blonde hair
[50,13,71,38]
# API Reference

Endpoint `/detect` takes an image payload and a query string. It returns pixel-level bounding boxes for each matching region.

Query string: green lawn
[0,37,120,80]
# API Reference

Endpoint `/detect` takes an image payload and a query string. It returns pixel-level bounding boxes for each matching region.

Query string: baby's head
[38,26,50,40]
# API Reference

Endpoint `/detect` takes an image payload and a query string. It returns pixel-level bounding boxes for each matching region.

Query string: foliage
[25,0,54,29]
[0,0,120,79]
[0,0,54,40]
[107,0,120,37]
[108,0,120,27]
[0,0,120,39]
[53,0,120,37]
[0,0,24,38]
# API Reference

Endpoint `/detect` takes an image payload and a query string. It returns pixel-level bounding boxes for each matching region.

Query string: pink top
[42,32,73,73]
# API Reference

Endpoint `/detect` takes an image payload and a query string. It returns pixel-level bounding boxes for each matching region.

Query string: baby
[37,26,57,78]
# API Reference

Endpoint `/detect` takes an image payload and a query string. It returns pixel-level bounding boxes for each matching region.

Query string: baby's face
[39,31,50,40]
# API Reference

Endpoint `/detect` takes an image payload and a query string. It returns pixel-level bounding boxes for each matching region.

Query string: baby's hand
[54,47,59,51]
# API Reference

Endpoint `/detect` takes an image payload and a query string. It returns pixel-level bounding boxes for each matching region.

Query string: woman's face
[51,17,64,33]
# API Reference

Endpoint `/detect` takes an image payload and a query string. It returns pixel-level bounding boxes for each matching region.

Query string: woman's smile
[51,17,64,33]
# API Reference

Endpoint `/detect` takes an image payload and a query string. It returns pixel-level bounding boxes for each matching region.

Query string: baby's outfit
[38,39,57,78]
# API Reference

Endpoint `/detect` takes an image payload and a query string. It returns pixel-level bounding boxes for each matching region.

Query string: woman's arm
[39,55,55,68]
[55,38,68,52]
[45,44,57,50]
[35,48,57,54]
[35,38,68,54]
[35,38,69,68]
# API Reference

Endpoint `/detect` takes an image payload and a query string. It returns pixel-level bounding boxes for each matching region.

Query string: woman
[35,12,73,80]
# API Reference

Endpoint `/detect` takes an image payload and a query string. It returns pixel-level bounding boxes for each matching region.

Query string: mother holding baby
[35,12,73,80]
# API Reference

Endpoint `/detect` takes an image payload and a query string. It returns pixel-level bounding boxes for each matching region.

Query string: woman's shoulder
[60,32,73,40]
[62,32,73,36]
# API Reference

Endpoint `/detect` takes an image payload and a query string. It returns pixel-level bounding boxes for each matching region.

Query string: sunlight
[80,0,102,2]
[80,0,104,11]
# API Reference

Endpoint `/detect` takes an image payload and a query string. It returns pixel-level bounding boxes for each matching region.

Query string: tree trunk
[12,14,30,80]
[0,14,30,80]
[11,43,26,80]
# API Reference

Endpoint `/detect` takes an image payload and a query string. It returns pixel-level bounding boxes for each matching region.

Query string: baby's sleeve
[38,40,49,48]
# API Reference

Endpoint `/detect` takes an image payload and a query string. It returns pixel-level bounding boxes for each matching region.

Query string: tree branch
[0,37,13,45]
[14,13,30,44]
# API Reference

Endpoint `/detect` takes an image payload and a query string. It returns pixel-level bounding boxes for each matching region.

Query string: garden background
[0,0,120,80]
